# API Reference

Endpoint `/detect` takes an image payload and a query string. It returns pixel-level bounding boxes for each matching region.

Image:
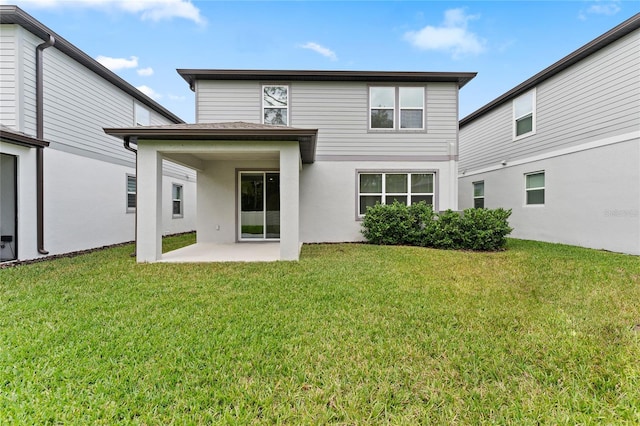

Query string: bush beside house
[361,202,513,251]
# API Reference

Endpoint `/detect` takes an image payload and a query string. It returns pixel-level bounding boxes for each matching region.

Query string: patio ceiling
[104,122,318,164]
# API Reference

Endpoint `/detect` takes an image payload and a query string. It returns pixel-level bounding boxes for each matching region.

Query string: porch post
[279,143,301,260]
[136,144,163,262]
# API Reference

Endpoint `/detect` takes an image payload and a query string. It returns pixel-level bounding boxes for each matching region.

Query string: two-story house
[106,69,476,262]
[458,13,639,255]
[0,6,197,262]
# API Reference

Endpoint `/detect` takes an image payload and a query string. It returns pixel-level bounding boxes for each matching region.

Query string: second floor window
[370,86,424,130]
[263,85,288,125]
[513,89,535,139]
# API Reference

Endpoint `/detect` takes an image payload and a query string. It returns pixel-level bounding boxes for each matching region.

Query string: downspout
[36,34,55,255]
[124,136,137,256]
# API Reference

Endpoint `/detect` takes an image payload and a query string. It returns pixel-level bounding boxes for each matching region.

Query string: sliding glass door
[239,172,280,240]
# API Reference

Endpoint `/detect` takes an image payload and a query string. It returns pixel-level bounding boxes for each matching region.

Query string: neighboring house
[106,69,476,262]
[0,6,196,262]
[458,14,640,255]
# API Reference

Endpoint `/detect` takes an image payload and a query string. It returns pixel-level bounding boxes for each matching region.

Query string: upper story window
[263,85,288,126]
[370,86,424,130]
[513,89,535,139]
[134,103,150,126]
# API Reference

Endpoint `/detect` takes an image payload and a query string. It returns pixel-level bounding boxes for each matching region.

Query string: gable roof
[178,69,477,91]
[460,13,640,128]
[0,5,184,124]
[103,122,319,164]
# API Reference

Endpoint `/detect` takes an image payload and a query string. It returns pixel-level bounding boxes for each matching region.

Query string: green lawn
[1,235,639,424]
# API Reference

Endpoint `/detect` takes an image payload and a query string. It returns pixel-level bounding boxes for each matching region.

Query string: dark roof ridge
[0,5,184,124]
[460,13,640,127]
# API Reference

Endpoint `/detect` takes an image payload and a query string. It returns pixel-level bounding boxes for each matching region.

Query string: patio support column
[136,144,163,262]
[279,143,301,260]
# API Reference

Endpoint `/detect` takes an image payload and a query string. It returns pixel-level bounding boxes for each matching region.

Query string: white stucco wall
[459,137,640,255]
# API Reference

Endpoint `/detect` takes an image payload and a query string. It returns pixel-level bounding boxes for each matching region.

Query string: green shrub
[361,204,512,251]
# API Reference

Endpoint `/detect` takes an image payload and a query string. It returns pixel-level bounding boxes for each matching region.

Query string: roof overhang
[0,126,50,148]
[104,123,318,164]
[177,69,477,91]
[0,5,184,124]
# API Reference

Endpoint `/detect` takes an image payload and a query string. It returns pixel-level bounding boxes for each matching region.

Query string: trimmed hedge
[361,202,513,251]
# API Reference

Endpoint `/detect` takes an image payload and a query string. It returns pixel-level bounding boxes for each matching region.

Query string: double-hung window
[473,181,485,208]
[358,172,434,216]
[370,86,424,130]
[126,174,136,212]
[263,85,288,125]
[525,172,545,205]
[513,89,535,139]
[172,184,183,217]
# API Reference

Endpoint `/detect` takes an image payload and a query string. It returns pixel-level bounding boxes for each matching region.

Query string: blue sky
[6,0,639,123]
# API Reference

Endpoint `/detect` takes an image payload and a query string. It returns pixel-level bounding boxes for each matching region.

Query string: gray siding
[460,30,640,171]
[0,24,18,129]
[196,80,459,158]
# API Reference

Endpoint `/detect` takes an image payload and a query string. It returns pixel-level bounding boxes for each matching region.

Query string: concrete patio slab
[159,242,281,263]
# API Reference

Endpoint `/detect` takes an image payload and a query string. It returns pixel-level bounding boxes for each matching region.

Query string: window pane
[371,109,393,128]
[173,185,182,199]
[411,174,433,193]
[127,194,136,209]
[399,87,423,108]
[386,174,407,193]
[516,115,533,136]
[527,189,545,205]
[264,86,287,106]
[411,195,433,206]
[127,176,136,193]
[526,173,545,189]
[514,92,533,117]
[473,181,484,197]
[387,195,407,205]
[474,198,485,209]
[360,195,381,215]
[264,108,287,125]
[370,87,394,108]
[173,200,181,215]
[400,110,423,128]
[360,174,382,193]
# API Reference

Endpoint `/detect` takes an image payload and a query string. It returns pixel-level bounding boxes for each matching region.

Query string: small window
[525,172,545,205]
[134,103,150,126]
[370,87,395,129]
[263,85,288,125]
[358,172,434,216]
[126,174,136,212]
[172,184,183,217]
[473,181,485,208]
[399,87,424,129]
[513,90,535,139]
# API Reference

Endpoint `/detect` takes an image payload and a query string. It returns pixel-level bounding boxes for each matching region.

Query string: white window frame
[513,89,536,140]
[126,174,136,213]
[525,171,545,206]
[262,85,289,126]
[172,183,183,218]
[357,171,435,217]
[473,181,485,209]
[134,103,150,126]
[369,86,425,131]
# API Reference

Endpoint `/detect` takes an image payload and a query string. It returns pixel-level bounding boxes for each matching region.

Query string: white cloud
[137,67,154,76]
[8,0,205,25]
[299,42,338,61]
[136,85,162,100]
[404,8,486,59]
[96,55,138,71]
[579,1,621,20]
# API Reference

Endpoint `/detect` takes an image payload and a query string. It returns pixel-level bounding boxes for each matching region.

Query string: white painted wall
[459,137,640,255]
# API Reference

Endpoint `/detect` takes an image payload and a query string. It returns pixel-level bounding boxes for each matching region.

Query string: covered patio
[104,122,317,263]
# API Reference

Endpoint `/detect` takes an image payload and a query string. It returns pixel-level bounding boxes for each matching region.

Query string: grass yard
[1,235,639,424]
